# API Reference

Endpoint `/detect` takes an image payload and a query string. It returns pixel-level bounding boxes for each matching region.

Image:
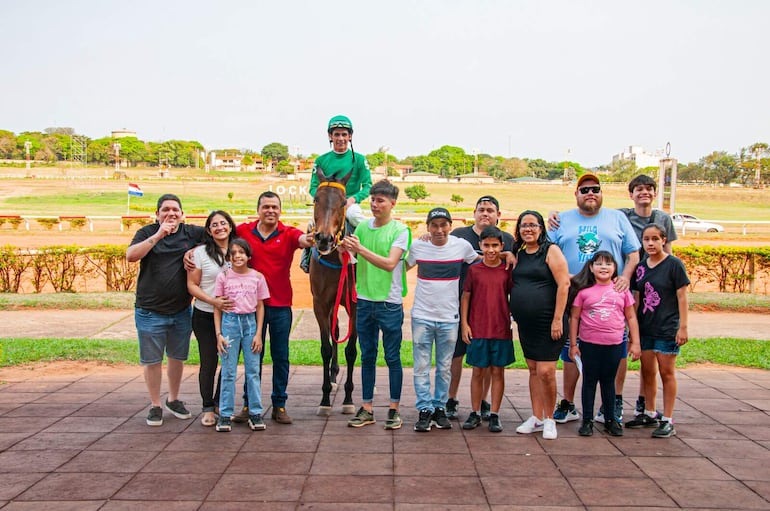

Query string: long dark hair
[568,250,618,307]
[203,210,235,267]
[512,210,550,255]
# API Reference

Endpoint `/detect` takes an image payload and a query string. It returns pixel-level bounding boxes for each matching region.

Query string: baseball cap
[475,195,500,210]
[426,207,452,223]
[576,172,601,188]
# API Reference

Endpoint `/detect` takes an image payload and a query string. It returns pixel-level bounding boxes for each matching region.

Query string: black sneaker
[462,412,482,430]
[604,419,623,436]
[578,419,593,436]
[614,396,624,424]
[480,400,491,421]
[626,413,659,429]
[414,409,433,432]
[488,413,503,433]
[146,406,163,426]
[445,398,459,420]
[248,414,266,431]
[431,408,452,429]
[652,420,676,438]
[635,397,645,415]
[216,416,232,432]
[164,399,191,420]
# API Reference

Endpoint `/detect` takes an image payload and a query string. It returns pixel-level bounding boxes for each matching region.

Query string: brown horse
[309,166,357,416]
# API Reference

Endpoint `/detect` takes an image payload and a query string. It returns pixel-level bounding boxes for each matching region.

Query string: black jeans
[580,340,624,421]
[192,308,221,412]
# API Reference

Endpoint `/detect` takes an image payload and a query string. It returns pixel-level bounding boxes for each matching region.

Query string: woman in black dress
[510,210,570,440]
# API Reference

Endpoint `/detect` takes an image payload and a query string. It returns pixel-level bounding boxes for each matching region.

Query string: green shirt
[310,150,372,204]
[354,219,411,301]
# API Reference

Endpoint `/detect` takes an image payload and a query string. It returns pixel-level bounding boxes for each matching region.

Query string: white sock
[645,409,657,418]
[662,416,673,423]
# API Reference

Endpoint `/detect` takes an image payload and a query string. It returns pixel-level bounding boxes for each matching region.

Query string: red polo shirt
[236,220,303,307]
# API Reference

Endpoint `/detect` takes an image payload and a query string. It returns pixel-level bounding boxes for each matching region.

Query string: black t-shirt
[131,223,205,314]
[631,255,690,340]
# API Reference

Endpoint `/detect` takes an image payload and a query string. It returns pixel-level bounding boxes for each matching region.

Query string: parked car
[671,213,724,233]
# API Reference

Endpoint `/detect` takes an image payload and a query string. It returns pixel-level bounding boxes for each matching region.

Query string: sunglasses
[579,186,601,195]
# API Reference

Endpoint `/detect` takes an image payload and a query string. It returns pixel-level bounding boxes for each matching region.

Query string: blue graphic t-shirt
[631,255,690,340]
[548,208,640,275]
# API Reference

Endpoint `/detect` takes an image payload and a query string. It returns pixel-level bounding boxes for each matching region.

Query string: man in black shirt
[127,193,205,426]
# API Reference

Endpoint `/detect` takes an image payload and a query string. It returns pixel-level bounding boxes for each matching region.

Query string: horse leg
[318,329,334,416]
[341,299,358,414]
[330,316,340,392]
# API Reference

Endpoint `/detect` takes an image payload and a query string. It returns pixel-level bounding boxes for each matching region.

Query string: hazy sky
[2,1,767,166]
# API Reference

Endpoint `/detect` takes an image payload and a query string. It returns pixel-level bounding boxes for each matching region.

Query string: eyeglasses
[579,186,601,195]
[520,223,540,230]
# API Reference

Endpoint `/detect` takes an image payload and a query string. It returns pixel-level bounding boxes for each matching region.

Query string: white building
[612,145,663,169]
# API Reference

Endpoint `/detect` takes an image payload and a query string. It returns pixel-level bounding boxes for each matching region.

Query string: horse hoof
[330,382,338,393]
[342,404,356,415]
[317,406,332,416]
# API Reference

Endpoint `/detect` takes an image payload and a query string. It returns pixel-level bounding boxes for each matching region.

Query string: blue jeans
[357,299,404,403]
[219,312,262,418]
[412,318,457,412]
[135,306,192,365]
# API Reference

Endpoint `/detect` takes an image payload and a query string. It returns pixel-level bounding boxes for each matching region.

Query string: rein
[330,250,357,344]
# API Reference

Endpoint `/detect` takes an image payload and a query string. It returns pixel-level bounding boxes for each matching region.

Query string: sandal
[200,411,217,427]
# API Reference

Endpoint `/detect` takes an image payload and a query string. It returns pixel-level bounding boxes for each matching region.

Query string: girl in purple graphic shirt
[629,224,690,439]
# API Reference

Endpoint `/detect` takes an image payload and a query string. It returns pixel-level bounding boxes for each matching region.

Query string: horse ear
[315,166,327,181]
[341,170,353,186]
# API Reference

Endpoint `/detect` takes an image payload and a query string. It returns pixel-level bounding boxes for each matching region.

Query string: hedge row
[0,244,768,295]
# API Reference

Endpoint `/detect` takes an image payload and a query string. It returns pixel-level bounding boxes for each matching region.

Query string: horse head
[313,166,352,255]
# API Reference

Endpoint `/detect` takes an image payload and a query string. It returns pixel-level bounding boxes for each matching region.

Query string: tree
[405,184,430,202]
[451,194,463,206]
[275,159,294,175]
[747,142,769,187]
[428,145,473,177]
[262,142,289,163]
[700,151,739,184]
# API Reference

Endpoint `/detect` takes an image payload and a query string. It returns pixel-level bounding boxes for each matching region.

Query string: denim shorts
[135,307,193,365]
[466,338,515,368]
[641,337,680,355]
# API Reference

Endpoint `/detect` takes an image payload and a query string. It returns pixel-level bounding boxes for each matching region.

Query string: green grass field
[0,337,768,370]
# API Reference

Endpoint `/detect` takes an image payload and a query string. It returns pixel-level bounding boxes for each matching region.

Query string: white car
[672,214,724,233]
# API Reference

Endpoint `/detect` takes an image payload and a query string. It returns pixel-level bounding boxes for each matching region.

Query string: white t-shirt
[192,245,229,313]
[407,236,478,322]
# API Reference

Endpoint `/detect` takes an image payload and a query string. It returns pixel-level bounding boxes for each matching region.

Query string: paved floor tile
[609,436,701,457]
[113,473,220,501]
[101,501,201,511]
[0,501,105,511]
[86,431,178,451]
[0,473,46,500]
[317,431,394,453]
[33,392,106,404]
[141,450,236,473]
[56,450,157,473]
[552,454,645,478]
[4,403,84,416]
[16,472,131,500]
[208,474,305,502]
[657,478,770,509]
[41,416,126,433]
[0,449,79,473]
[482,476,581,507]
[311,452,393,475]
[632,455,733,480]
[464,435,544,455]
[227,452,313,474]
[395,475,487,505]
[569,475,676,507]
[475,453,559,477]
[683,438,770,459]
[394,453,477,476]
[9,432,103,451]
[709,457,770,481]
[302,475,392,503]
[200,502,296,511]
[241,432,320,452]
[165,431,249,451]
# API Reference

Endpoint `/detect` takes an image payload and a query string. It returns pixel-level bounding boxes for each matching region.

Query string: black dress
[510,245,567,361]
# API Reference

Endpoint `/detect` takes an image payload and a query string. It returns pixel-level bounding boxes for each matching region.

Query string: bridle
[310,180,347,254]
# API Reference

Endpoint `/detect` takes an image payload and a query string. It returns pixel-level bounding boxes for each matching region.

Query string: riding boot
[300,220,315,274]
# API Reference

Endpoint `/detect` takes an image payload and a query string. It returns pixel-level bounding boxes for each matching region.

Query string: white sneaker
[542,418,557,440]
[516,415,544,434]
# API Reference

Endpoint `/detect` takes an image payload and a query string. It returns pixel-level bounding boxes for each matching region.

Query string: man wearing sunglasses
[547,173,640,427]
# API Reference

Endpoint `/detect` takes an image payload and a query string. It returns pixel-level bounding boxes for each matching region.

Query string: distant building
[612,145,663,169]
[111,129,137,139]
[213,152,243,171]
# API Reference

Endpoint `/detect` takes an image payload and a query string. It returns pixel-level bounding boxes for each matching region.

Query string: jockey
[301,115,372,273]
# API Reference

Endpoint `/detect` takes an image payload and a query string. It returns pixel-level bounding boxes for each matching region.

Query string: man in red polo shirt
[235,191,313,424]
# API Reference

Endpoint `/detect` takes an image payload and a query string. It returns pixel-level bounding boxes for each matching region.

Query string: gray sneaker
[248,414,266,431]
[445,398,459,420]
[652,420,676,438]
[348,407,376,428]
[385,409,402,430]
[146,406,163,426]
[164,399,191,420]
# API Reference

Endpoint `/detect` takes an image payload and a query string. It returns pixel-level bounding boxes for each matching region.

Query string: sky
[1,1,768,166]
